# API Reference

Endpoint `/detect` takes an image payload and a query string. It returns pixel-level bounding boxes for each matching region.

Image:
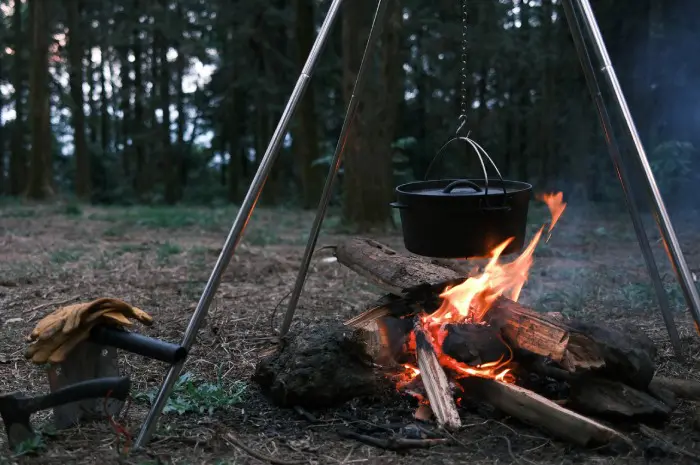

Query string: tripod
[133,0,700,449]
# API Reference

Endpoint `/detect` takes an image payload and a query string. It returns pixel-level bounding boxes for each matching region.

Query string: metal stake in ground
[560,0,683,358]
[132,0,347,449]
[278,0,392,337]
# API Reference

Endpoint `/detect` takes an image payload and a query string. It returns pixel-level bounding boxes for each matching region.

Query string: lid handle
[442,179,482,194]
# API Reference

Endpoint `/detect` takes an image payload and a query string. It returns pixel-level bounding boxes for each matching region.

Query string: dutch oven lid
[406,179,500,197]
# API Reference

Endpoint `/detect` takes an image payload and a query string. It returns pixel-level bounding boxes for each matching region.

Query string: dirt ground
[1,200,700,464]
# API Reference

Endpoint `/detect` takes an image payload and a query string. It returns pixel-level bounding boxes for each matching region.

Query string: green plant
[134,371,247,416]
[11,433,46,457]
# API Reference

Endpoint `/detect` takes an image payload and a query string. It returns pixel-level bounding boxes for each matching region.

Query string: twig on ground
[268,288,294,334]
[336,428,449,451]
[293,405,319,424]
[224,432,308,465]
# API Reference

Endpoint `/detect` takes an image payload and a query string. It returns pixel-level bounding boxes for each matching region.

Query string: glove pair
[25,298,153,364]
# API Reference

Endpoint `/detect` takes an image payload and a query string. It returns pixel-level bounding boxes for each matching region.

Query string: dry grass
[0,200,699,464]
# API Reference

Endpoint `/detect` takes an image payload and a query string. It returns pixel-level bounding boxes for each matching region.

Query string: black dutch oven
[390,137,532,259]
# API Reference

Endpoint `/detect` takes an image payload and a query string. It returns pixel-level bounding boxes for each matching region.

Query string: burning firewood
[335,237,656,389]
[412,319,461,431]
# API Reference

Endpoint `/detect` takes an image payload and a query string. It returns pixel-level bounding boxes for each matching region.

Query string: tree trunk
[227,87,246,203]
[25,0,53,200]
[117,37,132,178]
[88,49,99,148]
[174,3,186,200]
[294,0,323,209]
[67,0,90,199]
[156,4,175,204]
[9,0,26,195]
[341,0,401,230]
[132,0,147,197]
[99,4,110,158]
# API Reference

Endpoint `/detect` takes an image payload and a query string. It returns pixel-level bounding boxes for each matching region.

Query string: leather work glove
[26,297,152,342]
[25,298,153,364]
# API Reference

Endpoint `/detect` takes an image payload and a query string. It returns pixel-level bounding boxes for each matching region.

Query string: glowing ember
[394,192,567,391]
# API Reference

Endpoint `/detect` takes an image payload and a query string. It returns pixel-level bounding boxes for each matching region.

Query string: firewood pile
[253,237,699,454]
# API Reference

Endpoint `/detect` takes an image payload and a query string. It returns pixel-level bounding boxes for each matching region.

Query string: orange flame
[537,192,567,234]
[395,192,566,389]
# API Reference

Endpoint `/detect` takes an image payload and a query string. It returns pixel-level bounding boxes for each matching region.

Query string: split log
[335,237,656,388]
[461,377,634,449]
[413,320,461,430]
[482,296,605,373]
[252,325,389,409]
[567,377,672,423]
[649,376,700,401]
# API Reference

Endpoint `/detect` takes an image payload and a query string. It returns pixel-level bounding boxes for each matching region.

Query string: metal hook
[455,115,469,137]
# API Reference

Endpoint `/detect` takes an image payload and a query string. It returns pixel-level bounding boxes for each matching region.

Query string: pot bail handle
[442,179,482,193]
[424,135,508,207]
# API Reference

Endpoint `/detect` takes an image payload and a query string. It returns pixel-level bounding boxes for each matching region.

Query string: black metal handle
[18,376,130,415]
[389,201,408,210]
[90,326,188,364]
[442,179,482,194]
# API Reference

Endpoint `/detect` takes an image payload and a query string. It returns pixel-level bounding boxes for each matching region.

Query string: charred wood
[252,325,389,409]
[441,323,511,367]
[567,377,672,424]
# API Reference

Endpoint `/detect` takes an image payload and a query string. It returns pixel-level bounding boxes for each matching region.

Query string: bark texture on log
[334,237,461,294]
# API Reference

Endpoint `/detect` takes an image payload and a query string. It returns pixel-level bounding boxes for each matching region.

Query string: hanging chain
[457,0,469,134]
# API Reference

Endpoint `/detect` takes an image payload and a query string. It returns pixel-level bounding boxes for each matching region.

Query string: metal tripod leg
[133,0,346,448]
[561,0,683,357]
[568,0,700,337]
[279,0,391,337]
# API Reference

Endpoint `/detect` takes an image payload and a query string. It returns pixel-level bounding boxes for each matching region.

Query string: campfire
[254,193,685,451]
[383,192,567,424]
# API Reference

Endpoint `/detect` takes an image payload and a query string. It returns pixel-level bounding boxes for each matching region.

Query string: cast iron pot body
[391,178,532,258]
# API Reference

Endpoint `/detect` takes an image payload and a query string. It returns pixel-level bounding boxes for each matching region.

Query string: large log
[461,377,634,449]
[334,238,460,294]
[335,237,656,388]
